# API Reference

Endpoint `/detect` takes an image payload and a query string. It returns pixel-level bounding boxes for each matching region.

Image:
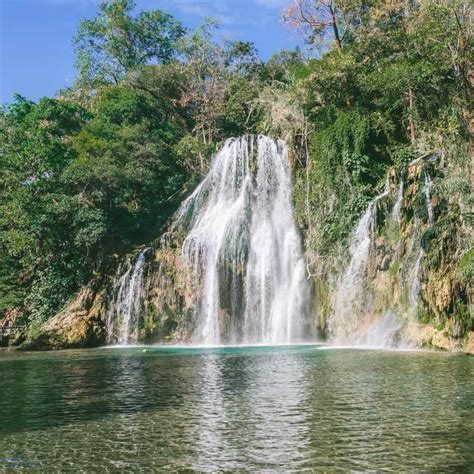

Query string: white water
[330,169,436,346]
[410,249,425,304]
[175,135,309,345]
[355,311,405,348]
[391,179,404,222]
[410,171,434,303]
[329,187,389,344]
[105,248,148,344]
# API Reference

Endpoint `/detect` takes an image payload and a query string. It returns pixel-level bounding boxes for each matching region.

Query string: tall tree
[74,0,185,88]
[179,19,259,152]
[283,0,367,50]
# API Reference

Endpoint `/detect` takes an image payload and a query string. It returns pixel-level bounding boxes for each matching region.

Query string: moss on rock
[21,282,106,350]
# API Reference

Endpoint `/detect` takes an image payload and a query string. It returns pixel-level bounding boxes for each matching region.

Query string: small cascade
[424,171,434,226]
[357,311,404,348]
[409,171,434,304]
[321,154,449,348]
[106,248,149,345]
[329,187,389,344]
[174,135,309,346]
[410,249,425,304]
[391,179,404,222]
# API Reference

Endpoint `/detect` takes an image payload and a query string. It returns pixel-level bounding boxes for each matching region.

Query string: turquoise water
[0,345,473,471]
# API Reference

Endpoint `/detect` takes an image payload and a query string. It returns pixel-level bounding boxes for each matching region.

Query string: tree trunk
[408,87,415,144]
[329,4,342,50]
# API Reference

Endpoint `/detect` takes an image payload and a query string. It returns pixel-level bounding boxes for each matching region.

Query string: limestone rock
[463,332,474,355]
[379,255,391,271]
[22,283,106,350]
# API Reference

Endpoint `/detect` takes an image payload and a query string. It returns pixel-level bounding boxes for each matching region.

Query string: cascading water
[174,135,309,346]
[105,248,148,345]
[410,171,434,303]
[323,155,446,348]
[358,311,404,348]
[424,171,434,226]
[329,187,389,344]
[410,249,425,304]
[391,179,404,222]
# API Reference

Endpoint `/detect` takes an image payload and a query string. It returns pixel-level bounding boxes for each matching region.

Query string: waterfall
[409,171,434,304]
[391,179,404,222]
[329,187,389,344]
[410,249,424,304]
[105,248,148,345]
[174,135,309,346]
[358,311,403,348]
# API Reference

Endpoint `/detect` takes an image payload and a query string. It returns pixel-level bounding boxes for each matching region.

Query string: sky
[0,0,303,104]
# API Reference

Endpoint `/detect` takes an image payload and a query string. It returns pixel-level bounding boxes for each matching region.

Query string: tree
[0,83,190,323]
[178,19,260,153]
[413,0,473,136]
[283,0,367,50]
[353,0,471,144]
[0,96,91,321]
[74,0,185,88]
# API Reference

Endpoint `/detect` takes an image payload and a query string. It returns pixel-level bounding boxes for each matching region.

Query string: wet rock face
[379,255,392,272]
[142,244,196,343]
[464,333,474,354]
[0,308,27,347]
[19,234,197,350]
[388,158,472,345]
[320,152,472,350]
[22,283,107,350]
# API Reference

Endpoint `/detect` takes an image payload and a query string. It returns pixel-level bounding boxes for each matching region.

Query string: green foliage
[1,83,189,321]
[293,107,391,255]
[313,110,390,187]
[25,263,79,324]
[74,0,185,88]
[458,249,474,285]
[173,135,214,173]
[176,18,262,144]
[417,306,432,325]
[0,247,25,315]
[263,49,305,82]
[389,145,416,169]
[388,258,402,279]
[218,76,261,136]
[1,0,471,338]
[452,303,473,336]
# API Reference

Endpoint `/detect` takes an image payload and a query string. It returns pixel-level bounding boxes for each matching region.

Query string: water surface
[1,345,472,471]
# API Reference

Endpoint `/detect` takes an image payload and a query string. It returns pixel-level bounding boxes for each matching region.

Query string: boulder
[21,283,106,350]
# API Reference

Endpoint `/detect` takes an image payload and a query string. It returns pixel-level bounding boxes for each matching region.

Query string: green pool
[1,345,473,471]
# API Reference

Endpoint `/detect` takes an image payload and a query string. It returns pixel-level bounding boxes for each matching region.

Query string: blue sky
[0,0,303,103]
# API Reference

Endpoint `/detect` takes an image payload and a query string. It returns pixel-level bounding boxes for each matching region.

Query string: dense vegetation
[0,0,471,331]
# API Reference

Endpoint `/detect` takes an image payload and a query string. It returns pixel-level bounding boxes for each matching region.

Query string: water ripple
[0,347,472,471]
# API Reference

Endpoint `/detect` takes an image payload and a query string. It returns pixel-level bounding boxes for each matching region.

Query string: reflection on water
[0,346,473,471]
